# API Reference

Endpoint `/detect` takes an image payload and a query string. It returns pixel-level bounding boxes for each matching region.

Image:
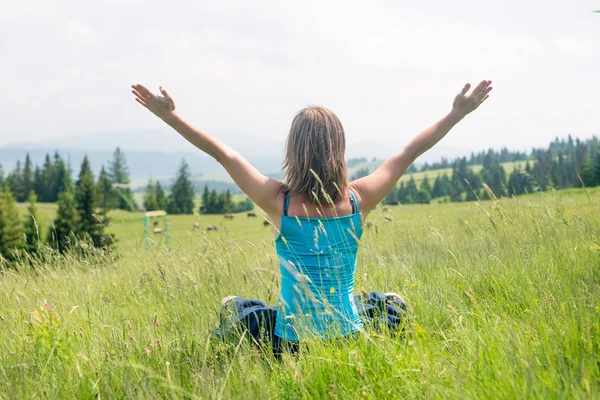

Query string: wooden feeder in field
[143,210,172,252]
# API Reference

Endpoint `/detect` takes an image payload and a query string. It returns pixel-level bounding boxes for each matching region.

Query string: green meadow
[1,188,600,399]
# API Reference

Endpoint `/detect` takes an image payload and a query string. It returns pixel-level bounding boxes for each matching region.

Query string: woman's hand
[131,84,177,121]
[451,80,493,118]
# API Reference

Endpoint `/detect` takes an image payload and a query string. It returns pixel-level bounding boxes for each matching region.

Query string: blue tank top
[274,190,364,340]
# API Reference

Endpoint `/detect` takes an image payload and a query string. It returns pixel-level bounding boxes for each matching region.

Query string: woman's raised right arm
[350,80,492,216]
[131,84,283,217]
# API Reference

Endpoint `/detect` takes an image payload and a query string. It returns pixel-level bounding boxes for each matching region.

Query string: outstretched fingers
[159,86,171,99]
[472,80,492,96]
[459,83,471,96]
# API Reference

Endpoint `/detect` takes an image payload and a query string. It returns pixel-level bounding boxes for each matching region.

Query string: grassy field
[2,188,600,398]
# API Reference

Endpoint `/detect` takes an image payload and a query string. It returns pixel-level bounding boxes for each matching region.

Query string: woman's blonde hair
[282,106,348,204]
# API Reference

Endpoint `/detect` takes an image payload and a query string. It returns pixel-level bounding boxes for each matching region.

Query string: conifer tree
[166,159,195,214]
[0,163,4,189]
[404,177,418,204]
[48,190,79,253]
[143,178,159,211]
[22,153,34,201]
[40,154,56,202]
[33,165,43,199]
[75,156,106,248]
[0,188,24,262]
[108,147,137,211]
[96,165,116,210]
[23,191,42,255]
[383,187,396,205]
[208,189,219,214]
[53,152,72,198]
[8,160,25,202]
[223,190,234,213]
[155,181,166,210]
[200,185,210,214]
[420,175,432,194]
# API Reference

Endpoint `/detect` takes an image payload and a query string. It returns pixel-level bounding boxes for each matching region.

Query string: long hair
[282,106,348,204]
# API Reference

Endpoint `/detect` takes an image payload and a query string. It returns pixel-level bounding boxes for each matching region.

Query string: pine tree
[53,152,72,198]
[108,147,129,183]
[480,152,507,198]
[200,185,210,214]
[155,181,166,210]
[143,179,159,211]
[383,186,396,205]
[40,154,56,202]
[108,147,137,211]
[0,188,24,262]
[0,163,4,189]
[75,156,107,248]
[22,153,34,201]
[166,159,195,214]
[8,160,25,202]
[47,190,79,253]
[396,182,407,204]
[420,175,432,194]
[96,165,116,210]
[208,190,219,214]
[33,165,43,199]
[23,191,42,255]
[404,177,418,204]
[223,190,234,213]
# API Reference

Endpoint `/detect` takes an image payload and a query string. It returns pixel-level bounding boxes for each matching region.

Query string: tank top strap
[283,191,290,216]
[349,189,359,214]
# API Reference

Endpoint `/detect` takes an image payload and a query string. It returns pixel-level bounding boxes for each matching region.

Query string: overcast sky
[0,0,598,154]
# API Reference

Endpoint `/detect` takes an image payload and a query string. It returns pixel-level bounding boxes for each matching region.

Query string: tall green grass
[1,189,599,399]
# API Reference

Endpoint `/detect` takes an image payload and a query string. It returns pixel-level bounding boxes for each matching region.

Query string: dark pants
[213,292,409,357]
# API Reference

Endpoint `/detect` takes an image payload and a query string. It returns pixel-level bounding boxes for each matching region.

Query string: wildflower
[305,313,312,317]
[404,279,409,283]
[330,287,335,294]
[113,283,118,287]
[411,283,416,287]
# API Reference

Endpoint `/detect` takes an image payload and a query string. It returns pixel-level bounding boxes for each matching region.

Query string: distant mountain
[0,129,474,189]
[0,129,286,187]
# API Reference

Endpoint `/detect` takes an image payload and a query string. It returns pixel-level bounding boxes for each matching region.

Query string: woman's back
[274,190,363,341]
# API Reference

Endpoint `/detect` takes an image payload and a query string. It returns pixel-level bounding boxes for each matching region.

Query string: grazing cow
[224,213,235,219]
[382,205,390,212]
[153,228,163,234]
[206,225,218,231]
[247,212,257,218]
[384,214,392,222]
[193,222,200,230]
[419,199,430,205]
[263,220,271,227]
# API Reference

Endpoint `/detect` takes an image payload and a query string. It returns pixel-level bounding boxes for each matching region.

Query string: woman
[131,79,492,352]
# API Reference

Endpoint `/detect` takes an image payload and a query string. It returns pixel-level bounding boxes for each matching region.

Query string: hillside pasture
[2,188,599,398]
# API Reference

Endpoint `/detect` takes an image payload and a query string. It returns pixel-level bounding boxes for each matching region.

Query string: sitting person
[130,79,493,353]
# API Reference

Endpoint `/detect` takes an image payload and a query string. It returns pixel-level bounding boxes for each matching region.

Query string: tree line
[0,148,137,210]
[382,136,600,205]
[141,159,255,215]
[0,156,114,264]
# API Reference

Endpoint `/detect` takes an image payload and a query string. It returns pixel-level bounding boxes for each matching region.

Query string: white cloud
[553,35,598,59]
[0,0,598,155]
